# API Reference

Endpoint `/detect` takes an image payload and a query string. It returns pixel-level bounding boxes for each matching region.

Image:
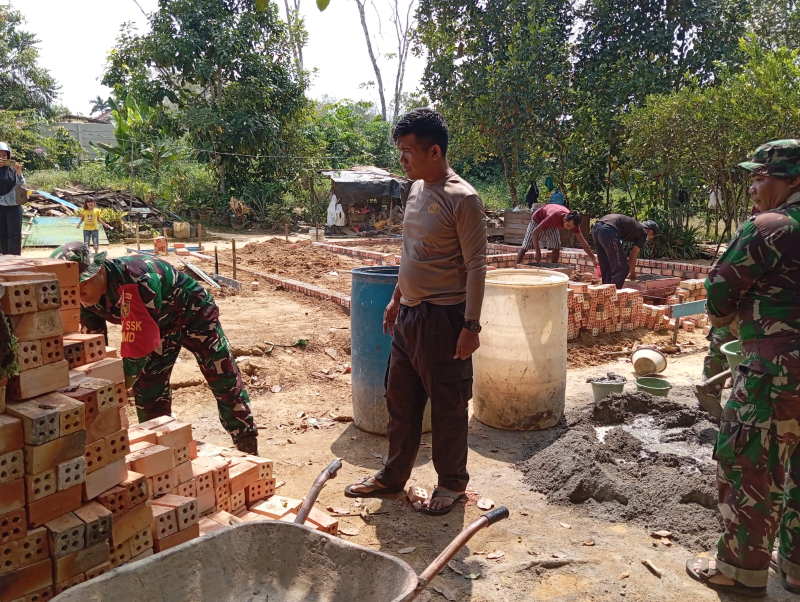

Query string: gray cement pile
[517,391,722,550]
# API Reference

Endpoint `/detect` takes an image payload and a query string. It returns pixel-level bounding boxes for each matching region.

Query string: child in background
[76,199,111,253]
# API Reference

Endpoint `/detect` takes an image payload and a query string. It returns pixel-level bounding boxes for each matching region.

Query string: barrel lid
[485,268,568,286]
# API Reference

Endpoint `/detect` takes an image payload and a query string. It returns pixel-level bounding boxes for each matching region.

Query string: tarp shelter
[320,167,411,206]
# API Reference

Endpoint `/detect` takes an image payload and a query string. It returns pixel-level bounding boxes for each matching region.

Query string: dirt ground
[44,232,782,601]
[99,269,798,602]
[216,238,364,295]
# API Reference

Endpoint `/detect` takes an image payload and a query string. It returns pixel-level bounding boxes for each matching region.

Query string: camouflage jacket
[81,255,214,336]
[705,192,800,375]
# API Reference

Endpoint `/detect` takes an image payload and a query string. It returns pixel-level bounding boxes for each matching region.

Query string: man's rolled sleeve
[455,194,487,321]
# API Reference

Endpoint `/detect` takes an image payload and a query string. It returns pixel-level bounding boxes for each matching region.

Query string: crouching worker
[55,243,258,453]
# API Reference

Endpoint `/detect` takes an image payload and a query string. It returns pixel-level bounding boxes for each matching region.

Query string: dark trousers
[593,222,629,289]
[376,302,472,492]
[0,205,23,255]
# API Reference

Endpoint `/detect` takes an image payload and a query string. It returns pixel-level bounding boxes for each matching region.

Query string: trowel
[694,369,731,419]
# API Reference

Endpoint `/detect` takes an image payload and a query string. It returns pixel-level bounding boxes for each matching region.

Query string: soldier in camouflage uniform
[55,243,258,454]
[686,140,800,596]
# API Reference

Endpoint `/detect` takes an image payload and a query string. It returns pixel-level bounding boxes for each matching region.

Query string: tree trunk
[354,0,387,121]
[502,149,519,207]
[390,0,414,123]
[284,0,304,78]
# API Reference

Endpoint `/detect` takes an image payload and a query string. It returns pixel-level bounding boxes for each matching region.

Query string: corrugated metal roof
[320,166,410,184]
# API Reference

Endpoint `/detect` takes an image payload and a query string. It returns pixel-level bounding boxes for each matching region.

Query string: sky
[19,0,426,116]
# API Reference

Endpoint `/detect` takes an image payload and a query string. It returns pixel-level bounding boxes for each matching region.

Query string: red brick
[60,309,80,335]
[0,508,27,545]
[16,340,42,372]
[150,505,178,541]
[154,421,193,449]
[31,259,79,287]
[126,526,153,557]
[27,485,82,528]
[8,310,62,342]
[111,502,153,545]
[0,558,53,600]
[104,430,130,465]
[72,502,112,547]
[126,444,174,477]
[151,495,198,531]
[61,286,78,310]
[24,469,56,503]
[0,480,25,516]
[96,486,130,518]
[228,461,259,493]
[40,336,64,366]
[0,281,39,315]
[120,471,148,507]
[72,358,124,384]
[53,541,108,584]
[62,334,106,365]
[16,527,48,568]
[84,439,108,474]
[7,362,69,401]
[85,407,121,444]
[82,459,127,501]
[153,522,198,552]
[149,468,176,497]
[23,431,86,475]
[0,416,22,456]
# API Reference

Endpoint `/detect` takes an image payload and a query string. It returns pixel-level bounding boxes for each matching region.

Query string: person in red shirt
[515,204,598,267]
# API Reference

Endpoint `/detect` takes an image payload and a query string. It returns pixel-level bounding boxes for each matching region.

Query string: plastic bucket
[631,348,667,376]
[350,266,431,435]
[636,377,672,397]
[721,340,744,374]
[591,382,625,403]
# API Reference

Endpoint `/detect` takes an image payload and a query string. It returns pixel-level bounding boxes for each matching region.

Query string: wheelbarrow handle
[295,458,343,526]
[405,506,510,601]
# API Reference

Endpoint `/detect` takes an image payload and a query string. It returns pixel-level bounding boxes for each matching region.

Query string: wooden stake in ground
[136,223,140,251]
[163,228,169,255]
[214,246,219,276]
[285,224,289,242]
[197,223,203,252]
[231,239,237,281]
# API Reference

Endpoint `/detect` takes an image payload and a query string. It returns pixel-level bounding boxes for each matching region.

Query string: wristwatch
[463,320,482,333]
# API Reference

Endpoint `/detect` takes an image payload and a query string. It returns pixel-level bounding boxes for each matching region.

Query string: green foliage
[0,110,81,170]
[99,209,126,242]
[0,3,60,115]
[103,0,307,200]
[89,96,112,115]
[640,224,702,260]
[311,100,396,169]
[749,0,800,49]
[416,0,574,206]
[567,0,751,214]
[622,38,800,238]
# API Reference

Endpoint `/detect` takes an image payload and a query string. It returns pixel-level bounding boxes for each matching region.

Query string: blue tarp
[24,217,109,248]
[34,190,80,211]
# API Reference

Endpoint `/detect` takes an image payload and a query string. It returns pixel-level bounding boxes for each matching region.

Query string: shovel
[694,369,731,419]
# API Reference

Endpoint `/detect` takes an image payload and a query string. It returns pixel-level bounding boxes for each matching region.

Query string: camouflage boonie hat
[738,139,800,177]
[50,242,107,282]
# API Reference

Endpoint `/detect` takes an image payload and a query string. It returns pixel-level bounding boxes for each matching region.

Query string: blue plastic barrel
[350,266,431,435]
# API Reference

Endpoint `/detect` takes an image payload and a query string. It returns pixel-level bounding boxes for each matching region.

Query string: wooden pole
[309,171,320,241]
[214,246,219,275]
[197,223,203,252]
[136,223,140,251]
[162,228,169,255]
[231,239,237,280]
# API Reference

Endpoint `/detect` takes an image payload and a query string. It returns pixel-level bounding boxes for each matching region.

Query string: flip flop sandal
[420,489,467,516]
[344,477,402,498]
[685,558,766,598]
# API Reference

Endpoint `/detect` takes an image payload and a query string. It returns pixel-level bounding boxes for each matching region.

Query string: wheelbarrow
[53,459,509,602]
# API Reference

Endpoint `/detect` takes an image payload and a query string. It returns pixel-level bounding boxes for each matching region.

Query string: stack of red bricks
[0,256,139,600]
[566,283,645,338]
[666,278,707,306]
[172,243,190,257]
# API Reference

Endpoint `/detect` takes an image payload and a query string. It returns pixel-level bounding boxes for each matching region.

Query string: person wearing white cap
[0,142,25,255]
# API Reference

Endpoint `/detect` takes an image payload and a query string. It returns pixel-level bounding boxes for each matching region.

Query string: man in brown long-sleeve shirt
[345,109,487,515]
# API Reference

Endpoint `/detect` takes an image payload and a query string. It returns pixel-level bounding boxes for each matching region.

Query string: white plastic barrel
[473,269,569,430]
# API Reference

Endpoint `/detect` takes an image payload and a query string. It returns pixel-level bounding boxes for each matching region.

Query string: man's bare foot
[693,559,735,586]
[423,486,466,512]
[348,476,386,495]
[773,551,800,586]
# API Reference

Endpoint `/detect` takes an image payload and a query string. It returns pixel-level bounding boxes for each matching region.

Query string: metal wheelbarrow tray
[53,460,508,602]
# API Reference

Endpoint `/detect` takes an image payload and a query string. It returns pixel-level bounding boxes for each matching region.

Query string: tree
[353,0,416,122]
[569,0,751,214]
[89,96,112,115]
[312,99,395,168]
[103,0,307,198]
[622,38,800,240]
[0,3,60,115]
[749,0,800,49]
[416,0,574,206]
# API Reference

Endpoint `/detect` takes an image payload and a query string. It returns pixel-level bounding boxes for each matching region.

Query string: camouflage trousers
[702,325,736,396]
[130,318,256,443]
[715,365,800,587]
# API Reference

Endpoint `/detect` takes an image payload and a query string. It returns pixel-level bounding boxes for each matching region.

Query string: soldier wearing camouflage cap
[52,243,259,454]
[687,140,800,596]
